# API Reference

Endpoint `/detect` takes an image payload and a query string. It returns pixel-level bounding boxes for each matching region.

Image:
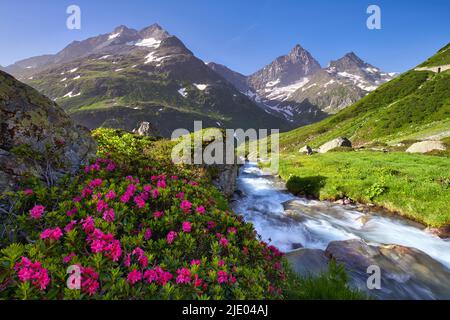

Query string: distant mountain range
[3,23,396,135]
[208,45,396,124]
[278,43,450,151]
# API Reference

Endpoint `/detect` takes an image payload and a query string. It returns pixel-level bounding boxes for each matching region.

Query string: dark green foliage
[286,175,327,198]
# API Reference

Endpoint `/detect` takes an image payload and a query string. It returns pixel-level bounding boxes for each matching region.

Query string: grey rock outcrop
[406,140,446,153]
[133,121,156,137]
[299,145,313,155]
[318,137,352,153]
[286,248,329,277]
[0,71,96,192]
[325,239,450,300]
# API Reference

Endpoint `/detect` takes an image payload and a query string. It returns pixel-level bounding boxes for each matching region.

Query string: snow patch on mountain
[63,91,81,98]
[108,32,121,40]
[264,77,310,101]
[144,52,169,65]
[135,37,161,49]
[178,88,188,98]
[194,84,208,91]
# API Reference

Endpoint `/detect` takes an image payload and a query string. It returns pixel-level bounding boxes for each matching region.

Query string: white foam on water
[233,162,450,269]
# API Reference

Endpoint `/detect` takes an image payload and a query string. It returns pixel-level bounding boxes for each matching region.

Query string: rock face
[318,137,352,153]
[286,248,329,277]
[406,140,446,153]
[211,164,239,198]
[6,24,290,137]
[325,239,450,300]
[208,50,394,125]
[299,145,313,155]
[133,121,157,137]
[0,71,96,192]
[248,44,322,92]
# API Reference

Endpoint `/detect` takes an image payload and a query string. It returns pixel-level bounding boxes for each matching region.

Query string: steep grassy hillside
[264,44,450,229]
[276,44,450,152]
[418,43,450,67]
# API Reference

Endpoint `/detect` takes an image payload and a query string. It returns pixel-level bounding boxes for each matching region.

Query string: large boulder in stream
[325,239,450,300]
[0,71,96,193]
[286,249,329,277]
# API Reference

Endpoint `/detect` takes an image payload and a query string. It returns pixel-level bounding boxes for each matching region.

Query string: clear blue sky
[0,0,449,74]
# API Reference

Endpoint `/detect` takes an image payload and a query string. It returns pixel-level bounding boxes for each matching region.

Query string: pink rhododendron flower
[86,228,122,262]
[227,227,237,234]
[132,248,149,268]
[144,228,152,240]
[102,208,115,223]
[217,270,228,284]
[171,175,178,180]
[153,211,164,219]
[180,200,192,213]
[89,178,103,188]
[120,193,131,203]
[143,185,152,192]
[182,221,192,233]
[193,274,203,288]
[106,162,116,171]
[229,274,237,284]
[124,254,131,267]
[66,207,77,217]
[218,260,225,267]
[40,227,63,241]
[176,268,191,284]
[157,179,166,189]
[81,216,95,234]
[144,267,173,285]
[127,184,137,194]
[127,269,142,285]
[63,253,76,264]
[190,260,201,266]
[196,206,206,215]
[134,195,146,209]
[23,189,33,196]
[151,188,159,199]
[167,231,177,244]
[189,181,199,186]
[176,192,185,200]
[14,257,50,290]
[143,269,157,283]
[219,237,229,247]
[30,205,45,219]
[96,200,108,213]
[268,245,283,257]
[80,267,100,296]
[64,220,77,233]
[207,221,216,229]
[105,190,116,200]
[81,187,93,198]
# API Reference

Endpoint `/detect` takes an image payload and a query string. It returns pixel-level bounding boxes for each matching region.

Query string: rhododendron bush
[0,129,286,300]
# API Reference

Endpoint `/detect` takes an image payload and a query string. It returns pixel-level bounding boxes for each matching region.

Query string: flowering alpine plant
[0,129,287,300]
[29,205,45,219]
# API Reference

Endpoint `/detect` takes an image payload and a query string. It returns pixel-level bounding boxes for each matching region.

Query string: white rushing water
[232,162,450,269]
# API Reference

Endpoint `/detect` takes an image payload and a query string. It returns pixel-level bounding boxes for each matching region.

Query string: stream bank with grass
[232,162,450,299]
[276,151,450,234]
